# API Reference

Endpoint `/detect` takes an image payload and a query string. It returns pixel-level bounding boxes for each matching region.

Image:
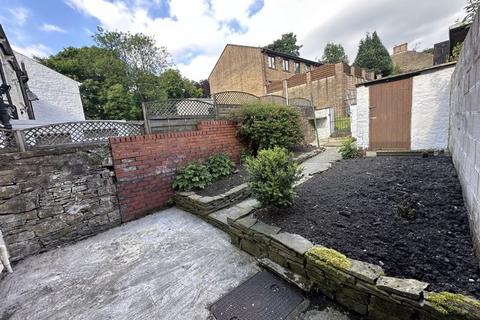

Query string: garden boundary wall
[110,120,244,222]
[0,145,121,262]
[449,9,480,261]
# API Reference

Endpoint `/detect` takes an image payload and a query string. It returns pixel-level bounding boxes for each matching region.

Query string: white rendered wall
[411,66,455,150]
[14,52,85,123]
[315,108,331,140]
[352,86,369,149]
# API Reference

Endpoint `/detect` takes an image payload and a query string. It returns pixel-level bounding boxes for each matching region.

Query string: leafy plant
[205,153,235,180]
[245,147,302,207]
[173,162,212,191]
[339,137,361,159]
[450,42,463,62]
[233,103,304,154]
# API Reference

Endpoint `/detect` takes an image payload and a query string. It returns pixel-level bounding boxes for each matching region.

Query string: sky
[0,0,467,81]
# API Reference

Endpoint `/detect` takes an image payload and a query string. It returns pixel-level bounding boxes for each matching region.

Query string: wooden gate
[369,78,412,150]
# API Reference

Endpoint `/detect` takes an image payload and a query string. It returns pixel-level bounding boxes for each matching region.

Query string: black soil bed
[256,156,480,297]
[196,167,249,197]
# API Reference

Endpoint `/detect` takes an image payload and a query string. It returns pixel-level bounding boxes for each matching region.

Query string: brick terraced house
[208,44,321,97]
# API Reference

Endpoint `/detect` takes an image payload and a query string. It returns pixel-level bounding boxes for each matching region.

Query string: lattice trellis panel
[23,121,144,149]
[145,99,215,118]
[0,128,18,152]
[259,95,287,105]
[214,91,259,106]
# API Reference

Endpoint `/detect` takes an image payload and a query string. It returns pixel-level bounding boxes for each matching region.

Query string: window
[283,59,289,71]
[294,62,301,73]
[305,65,310,72]
[268,56,276,69]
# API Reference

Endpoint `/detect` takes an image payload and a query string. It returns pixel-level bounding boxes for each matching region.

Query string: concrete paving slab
[0,208,260,320]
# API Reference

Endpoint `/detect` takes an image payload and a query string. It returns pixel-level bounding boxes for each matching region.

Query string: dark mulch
[196,166,249,197]
[256,156,480,297]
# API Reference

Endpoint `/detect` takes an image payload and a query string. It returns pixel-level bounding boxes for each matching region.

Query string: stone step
[258,257,314,292]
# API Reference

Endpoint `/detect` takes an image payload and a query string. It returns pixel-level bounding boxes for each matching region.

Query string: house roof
[261,47,322,66]
[356,62,457,87]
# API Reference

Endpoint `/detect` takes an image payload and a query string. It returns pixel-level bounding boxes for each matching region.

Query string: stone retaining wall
[175,183,250,216]
[228,216,480,320]
[0,145,121,262]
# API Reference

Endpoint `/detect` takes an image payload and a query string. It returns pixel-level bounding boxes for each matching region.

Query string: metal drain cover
[210,270,305,320]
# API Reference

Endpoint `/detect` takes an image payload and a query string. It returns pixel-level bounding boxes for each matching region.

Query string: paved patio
[0,208,260,320]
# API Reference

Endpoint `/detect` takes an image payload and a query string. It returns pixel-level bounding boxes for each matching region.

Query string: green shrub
[245,147,302,207]
[233,103,304,154]
[173,162,212,191]
[339,137,360,159]
[205,153,235,180]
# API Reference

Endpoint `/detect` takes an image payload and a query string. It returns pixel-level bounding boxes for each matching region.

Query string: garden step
[258,258,314,292]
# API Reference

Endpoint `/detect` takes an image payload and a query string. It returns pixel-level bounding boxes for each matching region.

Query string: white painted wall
[315,108,332,140]
[351,86,369,149]
[14,52,85,123]
[411,65,455,150]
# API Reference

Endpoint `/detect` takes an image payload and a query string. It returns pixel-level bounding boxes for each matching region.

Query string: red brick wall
[109,120,243,222]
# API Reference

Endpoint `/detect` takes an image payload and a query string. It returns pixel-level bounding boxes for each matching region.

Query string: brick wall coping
[109,120,236,144]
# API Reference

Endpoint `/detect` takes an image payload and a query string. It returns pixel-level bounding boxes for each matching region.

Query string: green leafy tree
[422,48,434,54]
[93,27,171,101]
[39,30,202,120]
[195,79,210,98]
[321,43,349,64]
[158,69,202,99]
[266,33,302,56]
[103,84,139,120]
[463,0,480,24]
[354,31,393,75]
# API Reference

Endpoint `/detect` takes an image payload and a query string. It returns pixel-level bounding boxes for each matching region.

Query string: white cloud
[8,7,30,26]
[40,23,68,33]
[65,0,466,81]
[12,44,52,58]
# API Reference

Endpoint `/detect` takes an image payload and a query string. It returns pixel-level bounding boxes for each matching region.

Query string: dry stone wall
[0,145,121,261]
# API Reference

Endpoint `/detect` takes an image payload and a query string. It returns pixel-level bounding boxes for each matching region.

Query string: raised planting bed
[255,156,480,298]
[175,147,325,216]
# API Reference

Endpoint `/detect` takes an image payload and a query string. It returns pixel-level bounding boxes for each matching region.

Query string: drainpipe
[0,230,13,273]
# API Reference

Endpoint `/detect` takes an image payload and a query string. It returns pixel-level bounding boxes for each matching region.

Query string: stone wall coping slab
[345,259,385,284]
[250,221,281,236]
[376,276,429,300]
[270,232,314,255]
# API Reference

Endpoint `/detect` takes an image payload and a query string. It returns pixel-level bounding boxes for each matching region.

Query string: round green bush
[245,146,302,207]
[233,103,304,154]
[205,153,235,180]
[173,162,212,191]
